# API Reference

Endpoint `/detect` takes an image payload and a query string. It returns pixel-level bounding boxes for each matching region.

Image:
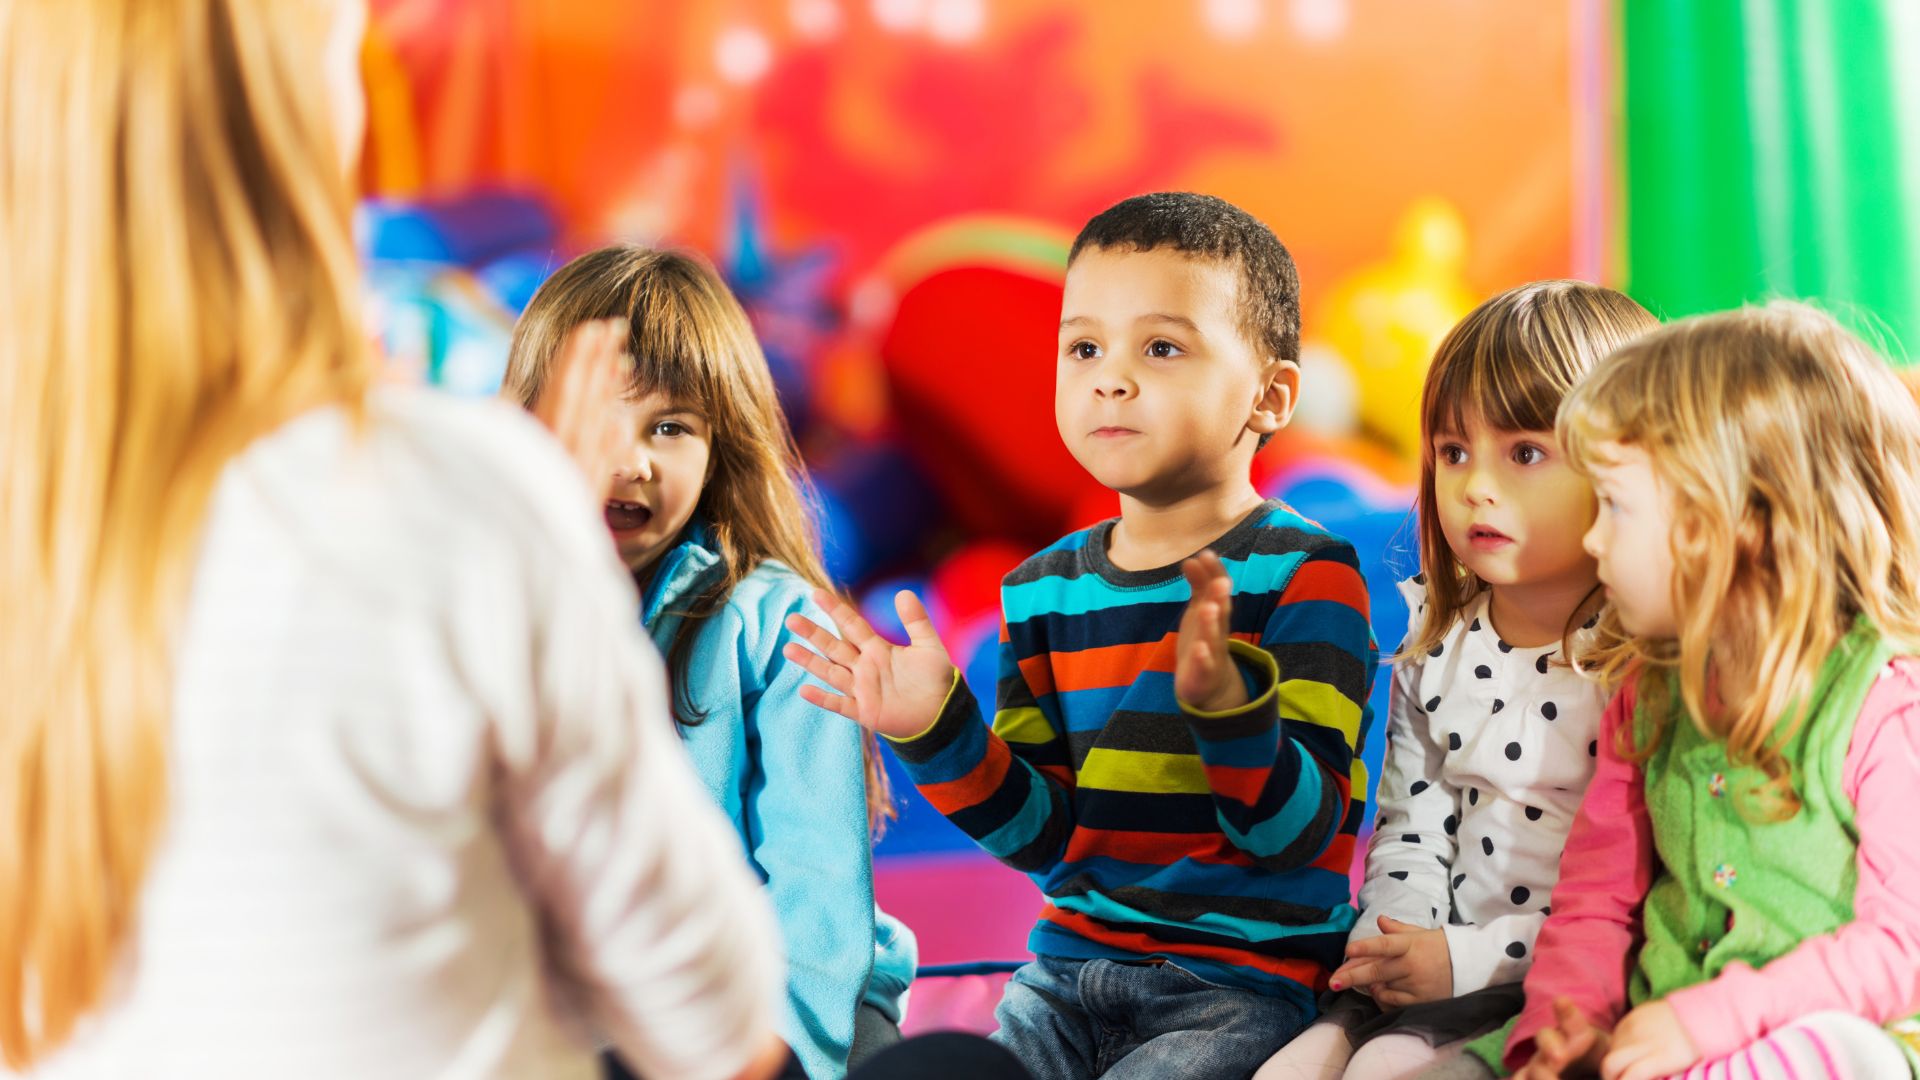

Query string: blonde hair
[0,0,372,1066]
[1404,280,1658,664]
[503,245,895,834]
[1560,303,1920,807]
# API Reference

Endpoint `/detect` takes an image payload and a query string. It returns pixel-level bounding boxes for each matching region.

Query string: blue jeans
[991,956,1310,1080]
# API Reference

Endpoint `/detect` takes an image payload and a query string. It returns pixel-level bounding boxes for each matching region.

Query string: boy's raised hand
[1327,915,1452,1007]
[783,589,957,741]
[528,317,631,502]
[1175,550,1249,713]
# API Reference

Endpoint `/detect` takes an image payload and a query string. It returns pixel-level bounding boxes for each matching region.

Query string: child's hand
[1599,1001,1696,1080]
[1328,915,1453,1007]
[782,589,958,741]
[1514,997,1611,1080]
[1174,550,1248,713]
[528,317,631,502]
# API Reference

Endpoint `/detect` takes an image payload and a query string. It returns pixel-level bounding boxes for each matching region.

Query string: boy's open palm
[783,589,957,740]
[1175,550,1249,713]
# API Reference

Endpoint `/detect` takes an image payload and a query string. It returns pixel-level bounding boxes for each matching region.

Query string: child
[1485,304,1920,1080]
[502,246,916,1080]
[783,192,1378,1079]
[1258,282,1656,1080]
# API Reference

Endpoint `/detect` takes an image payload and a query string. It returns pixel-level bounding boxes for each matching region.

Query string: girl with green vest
[1442,304,1920,1080]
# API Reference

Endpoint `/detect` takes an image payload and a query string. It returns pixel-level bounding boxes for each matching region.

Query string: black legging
[844,1032,1029,1079]
[609,1032,1031,1080]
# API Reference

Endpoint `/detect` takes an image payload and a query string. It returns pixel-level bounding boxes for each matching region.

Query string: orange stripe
[1037,763,1075,790]
[1059,823,1360,883]
[1046,633,1177,694]
[1277,560,1368,608]
[1041,906,1328,987]
[1313,832,1358,876]
[1017,632,1281,702]
[1037,632,1262,698]
[1202,764,1267,806]
[1061,827,1259,868]
[1017,654,1056,697]
[917,737,1012,816]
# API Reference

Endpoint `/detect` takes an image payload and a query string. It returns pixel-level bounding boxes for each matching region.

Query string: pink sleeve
[1665,658,1920,1061]
[1505,684,1655,1071]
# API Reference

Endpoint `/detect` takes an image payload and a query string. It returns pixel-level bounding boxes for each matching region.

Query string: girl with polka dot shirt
[1259,282,1657,1080]
[1482,308,1920,1080]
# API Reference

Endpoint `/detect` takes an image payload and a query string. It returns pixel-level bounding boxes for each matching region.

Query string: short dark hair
[1069,192,1300,366]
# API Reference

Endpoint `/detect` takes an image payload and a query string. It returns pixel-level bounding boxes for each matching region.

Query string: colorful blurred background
[352,0,1920,1024]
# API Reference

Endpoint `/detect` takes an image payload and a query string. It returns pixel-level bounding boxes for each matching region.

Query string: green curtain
[1622,0,1920,359]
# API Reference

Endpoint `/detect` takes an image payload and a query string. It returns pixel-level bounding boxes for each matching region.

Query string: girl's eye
[1146,339,1183,359]
[1512,443,1547,466]
[654,420,691,438]
[1067,340,1100,360]
[1438,444,1467,466]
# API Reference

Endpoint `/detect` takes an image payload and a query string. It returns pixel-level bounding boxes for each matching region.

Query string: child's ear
[1249,359,1300,436]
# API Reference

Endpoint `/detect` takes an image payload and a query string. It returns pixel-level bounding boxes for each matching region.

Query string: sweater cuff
[1180,639,1280,740]
[1442,922,1509,997]
[882,668,975,763]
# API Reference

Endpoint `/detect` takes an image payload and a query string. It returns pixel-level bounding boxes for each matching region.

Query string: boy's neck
[1487,571,1600,650]
[1106,480,1267,573]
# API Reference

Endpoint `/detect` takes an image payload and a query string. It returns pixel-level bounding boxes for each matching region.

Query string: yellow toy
[1315,197,1477,459]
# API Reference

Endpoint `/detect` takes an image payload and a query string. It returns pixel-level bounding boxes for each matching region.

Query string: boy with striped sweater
[786,193,1377,1079]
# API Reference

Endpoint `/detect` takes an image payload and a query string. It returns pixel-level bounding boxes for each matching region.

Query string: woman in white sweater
[0,2,785,1077]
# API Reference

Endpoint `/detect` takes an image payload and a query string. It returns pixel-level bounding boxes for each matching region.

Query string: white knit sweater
[16,392,781,1080]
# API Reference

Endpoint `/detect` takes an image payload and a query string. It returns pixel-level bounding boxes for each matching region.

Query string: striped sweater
[889,499,1377,1006]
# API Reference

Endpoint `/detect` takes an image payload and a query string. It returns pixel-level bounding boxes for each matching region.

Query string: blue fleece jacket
[641,526,916,1080]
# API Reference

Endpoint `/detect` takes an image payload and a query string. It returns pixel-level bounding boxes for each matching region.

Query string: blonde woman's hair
[503,245,895,834]
[0,0,372,1065]
[1560,303,1920,809]
[1403,280,1658,666]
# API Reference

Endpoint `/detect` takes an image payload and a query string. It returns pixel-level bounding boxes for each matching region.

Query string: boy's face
[1056,246,1290,501]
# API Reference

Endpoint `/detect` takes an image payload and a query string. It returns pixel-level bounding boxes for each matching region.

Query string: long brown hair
[1561,303,1920,808]
[1403,280,1657,668]
[0,0,372,1065]
[503,245,895,833]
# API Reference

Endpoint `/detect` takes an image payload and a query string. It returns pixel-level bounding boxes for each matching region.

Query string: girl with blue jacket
[504,246,915,1080]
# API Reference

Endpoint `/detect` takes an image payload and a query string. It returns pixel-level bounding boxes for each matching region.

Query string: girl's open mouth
[1468,525,1513,550]
[604,499,653,533]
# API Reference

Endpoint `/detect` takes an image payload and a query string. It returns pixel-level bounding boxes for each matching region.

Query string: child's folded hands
[1327,915,1453,1008]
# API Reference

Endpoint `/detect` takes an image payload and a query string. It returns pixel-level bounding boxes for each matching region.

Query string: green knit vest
[1470,623,1920,1075]
[1630,622,1919,1075]
[1631,622,1885,1004]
